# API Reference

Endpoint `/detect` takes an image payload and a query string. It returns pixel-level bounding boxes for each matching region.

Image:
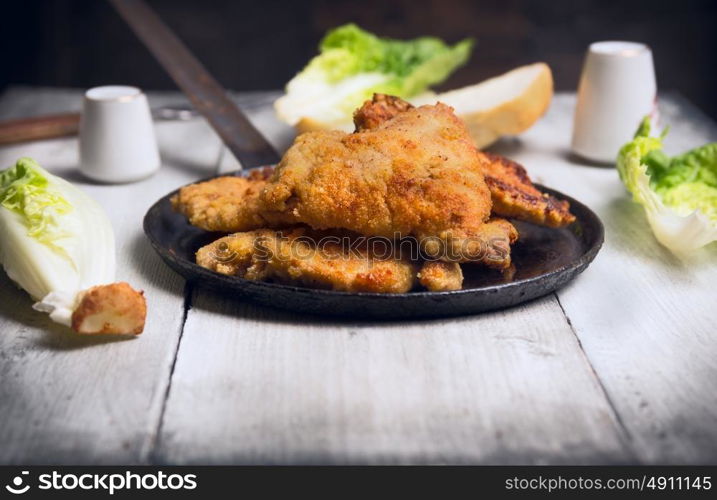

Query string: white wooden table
[0,87,715,465]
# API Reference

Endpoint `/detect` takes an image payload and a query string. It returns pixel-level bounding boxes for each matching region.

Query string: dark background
[1,0,716,119]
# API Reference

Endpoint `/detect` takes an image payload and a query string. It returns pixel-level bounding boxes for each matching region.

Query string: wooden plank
[491,93,717,464]
[157,290,631,464]
[0,88,222,464]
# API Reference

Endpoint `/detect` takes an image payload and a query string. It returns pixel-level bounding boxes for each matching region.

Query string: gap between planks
[143,282,194,463]
[554,291,636,458]
[142,135,227,463]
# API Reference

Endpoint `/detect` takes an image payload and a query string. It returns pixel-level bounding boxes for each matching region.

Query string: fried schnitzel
[196,228,466,293]
[479,153,575,228]
[173,93,579,290]
[355,94,575,228]
[196,228,417,293]
[170,168,273,232]
[261,100,516,267]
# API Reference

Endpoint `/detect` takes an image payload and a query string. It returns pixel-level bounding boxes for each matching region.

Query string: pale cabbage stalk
[0,158,144,333]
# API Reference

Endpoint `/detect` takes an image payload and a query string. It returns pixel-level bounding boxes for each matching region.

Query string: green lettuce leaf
[647,142,717,221]
[275,24,473,128]
[0,157,72,244]
[616,117,717,253]
[317,24,473,88]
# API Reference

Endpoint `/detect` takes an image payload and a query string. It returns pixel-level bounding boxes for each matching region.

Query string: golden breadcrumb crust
[71,282,146,335]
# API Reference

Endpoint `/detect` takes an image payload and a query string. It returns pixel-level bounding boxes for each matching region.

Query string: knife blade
[108,0,280,169]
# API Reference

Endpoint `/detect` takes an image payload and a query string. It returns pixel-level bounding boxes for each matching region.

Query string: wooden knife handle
[0,113,81,145]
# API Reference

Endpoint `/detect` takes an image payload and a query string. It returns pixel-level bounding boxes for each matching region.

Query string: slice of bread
[431,62,553,149]
[287,63,553,148]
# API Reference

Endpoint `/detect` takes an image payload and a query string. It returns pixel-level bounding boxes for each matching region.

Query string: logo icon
[5,471,30,495]
[210,241,238,263]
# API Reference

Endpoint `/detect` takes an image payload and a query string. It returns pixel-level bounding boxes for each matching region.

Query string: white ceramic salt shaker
[79,85,160,183]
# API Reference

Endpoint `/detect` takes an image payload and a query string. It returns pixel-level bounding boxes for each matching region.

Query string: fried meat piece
[196,228,419,293]
[419,217,518,269]
[261,100,506,266]
[170,169,272,232]
[71,282,147,335]
[418,261,464,292]
[479,153,575,227]
[353,93,414,131]
[354,94,575,228]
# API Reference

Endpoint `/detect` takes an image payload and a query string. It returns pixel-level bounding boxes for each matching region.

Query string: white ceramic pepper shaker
[572,41,657,164]
[79,85,160,183]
